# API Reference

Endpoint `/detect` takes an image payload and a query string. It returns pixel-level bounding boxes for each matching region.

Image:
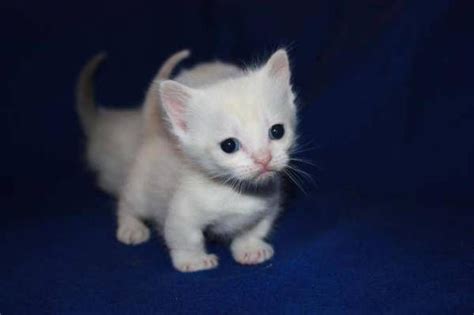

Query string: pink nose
[253,152,272,169]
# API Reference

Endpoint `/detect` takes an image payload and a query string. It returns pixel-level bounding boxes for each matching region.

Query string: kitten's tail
[155,49,190,81]
[76,52,107,137]
[143,49,190,134]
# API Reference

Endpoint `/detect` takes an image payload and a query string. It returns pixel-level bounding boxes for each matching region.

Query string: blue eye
[269,124,285,140]
[220,138,240,153]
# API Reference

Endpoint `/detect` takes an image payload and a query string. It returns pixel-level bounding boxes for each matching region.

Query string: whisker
[290,157,315,165]
[291,144,314,153]
[290,157,321,169]
[283,169,307,195]
[287,168,310,188]
[291,140,318,154]
[286,165,315,184]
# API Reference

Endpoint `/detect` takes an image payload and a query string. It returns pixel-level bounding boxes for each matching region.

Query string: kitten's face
[160,50,297,185]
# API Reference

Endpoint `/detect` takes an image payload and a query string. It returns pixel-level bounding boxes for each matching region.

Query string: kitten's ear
[264,49,291,85]
[159,80,193,137]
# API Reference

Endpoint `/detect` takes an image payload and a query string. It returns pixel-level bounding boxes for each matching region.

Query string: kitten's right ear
[264,49,291,86]
[159,80,193,138]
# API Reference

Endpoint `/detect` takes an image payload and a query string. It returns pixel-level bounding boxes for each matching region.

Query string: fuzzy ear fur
[159,80,193,138]
[264,49,291,85]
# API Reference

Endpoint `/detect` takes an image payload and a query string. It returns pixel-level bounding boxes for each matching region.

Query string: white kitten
[76,49,298,272]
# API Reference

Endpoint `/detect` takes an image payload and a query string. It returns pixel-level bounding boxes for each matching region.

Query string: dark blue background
[1,0,473,313]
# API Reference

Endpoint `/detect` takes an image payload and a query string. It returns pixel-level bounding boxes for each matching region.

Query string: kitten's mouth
[255,169,277,181]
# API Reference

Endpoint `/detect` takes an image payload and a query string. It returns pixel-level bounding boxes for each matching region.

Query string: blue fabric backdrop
[1,0,473,313]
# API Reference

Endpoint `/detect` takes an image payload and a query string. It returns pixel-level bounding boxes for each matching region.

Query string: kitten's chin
[249,169,279,185]
[256,170,276,180]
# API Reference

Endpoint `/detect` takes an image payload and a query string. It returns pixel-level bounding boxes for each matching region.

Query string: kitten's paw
[231,239,274,265]
[116,220,150,245]
[171,251,219,273]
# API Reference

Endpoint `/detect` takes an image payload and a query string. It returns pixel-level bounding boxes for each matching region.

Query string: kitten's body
[77,49,297,272]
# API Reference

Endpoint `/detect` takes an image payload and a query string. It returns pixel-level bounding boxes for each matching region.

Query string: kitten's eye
[220,138,240,154]
[269,124,285,140]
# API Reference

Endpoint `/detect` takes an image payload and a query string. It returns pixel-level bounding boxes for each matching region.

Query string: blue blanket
[1,0,473,313]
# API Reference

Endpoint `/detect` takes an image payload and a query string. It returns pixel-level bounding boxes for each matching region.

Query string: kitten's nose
[253,151,272,169]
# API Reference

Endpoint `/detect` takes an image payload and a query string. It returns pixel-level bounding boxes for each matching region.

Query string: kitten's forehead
[203,72,271,116]
[212,101,267,137]
[208,82,269,126]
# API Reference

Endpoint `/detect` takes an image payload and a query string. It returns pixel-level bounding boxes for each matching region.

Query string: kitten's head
[159,49,297,185]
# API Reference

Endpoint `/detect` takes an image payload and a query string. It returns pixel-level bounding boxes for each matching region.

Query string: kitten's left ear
[264,49,291,85]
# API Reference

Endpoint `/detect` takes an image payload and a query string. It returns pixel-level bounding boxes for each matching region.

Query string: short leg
[116,208,150,246]
[231,214,276,265]
[164,215,218,272]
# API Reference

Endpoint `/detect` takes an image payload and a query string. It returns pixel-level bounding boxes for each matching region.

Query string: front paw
[171,250,219,273]
[231,238,274,265]
[116,220,150,245]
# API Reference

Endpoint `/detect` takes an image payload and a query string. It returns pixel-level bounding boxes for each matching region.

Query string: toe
[232,240,274,265]
[173,253,219,273]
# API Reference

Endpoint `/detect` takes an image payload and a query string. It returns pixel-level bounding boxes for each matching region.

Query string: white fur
[78,49,298,272]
